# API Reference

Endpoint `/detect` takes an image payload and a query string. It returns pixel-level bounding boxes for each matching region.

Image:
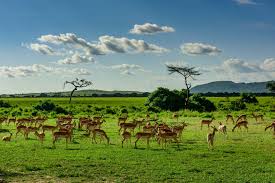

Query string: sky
[0,0,275,94]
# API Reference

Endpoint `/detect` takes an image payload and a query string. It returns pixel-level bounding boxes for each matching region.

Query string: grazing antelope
[119,120,137,134]
[207,126,218,149]
[2,132,12,142]
[134,132,155,149]
[121,131,131,148]
[226,114,234,124]
[117,116,127,126]
[34,131,45,144]
[201,118,214,130]
[42,125,57,134]
[236,114,247,123]
[218,122,227,135]
[232,121,248,132]
[157,131,179,149]
[265,122,275,135]
[91,129,109,144]
[52,131,72,148]
[252,113,264,123]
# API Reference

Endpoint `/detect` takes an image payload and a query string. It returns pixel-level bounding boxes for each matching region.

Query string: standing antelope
[207,126,218,149]
[121,131,131,148]
[172,122,187,139]
[232,121,248,132]
[218,122,227,135]
[52,131,72,148]
[118,120,137,134]
[265,122,275,135]
[252,113,264,123]
[157,131,179,149]
[42,125,57,134]
[16,125,28,139]
[117,116,127,126]
[134,132,155,149]
[201,118,214,130]
[226,114,234,124]
[2,133,12,142]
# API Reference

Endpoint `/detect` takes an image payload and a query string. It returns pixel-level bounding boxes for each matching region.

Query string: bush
[34,100,68,114]
[189,94,216,112]
[229,100,246,111]
[145,87,186,111]
[240,93,258,104]
[0,100,11,108]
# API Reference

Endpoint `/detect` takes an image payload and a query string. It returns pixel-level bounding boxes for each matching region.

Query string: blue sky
[0,0,274,94]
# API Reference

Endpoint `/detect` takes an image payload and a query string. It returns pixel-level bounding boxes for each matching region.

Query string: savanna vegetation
[0,94,274,182]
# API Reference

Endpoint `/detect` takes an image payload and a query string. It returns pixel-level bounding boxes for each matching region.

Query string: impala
[34,131,45,144]
[91,128,109,144]
[226,114,234,124]
[252,113,264,123]
[119,121,137,134]
[232,120,248,132]
[207,126,218,149]
[157,131,179,149]
[25,124,42,139]
[16,125,28,139]
[121,131,131,148]
[117,116,127,126]
[265,122,275,135]
[236,114,247,123]
[2,132,12,142]
[201,118,214,130]
[42,125,57,134]
[134,131,155,149]
[172,122,187,139]
[53,131,72,148]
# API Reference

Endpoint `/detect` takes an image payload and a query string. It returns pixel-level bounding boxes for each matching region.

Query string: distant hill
[0,89,149,98]
[191,81,271,93]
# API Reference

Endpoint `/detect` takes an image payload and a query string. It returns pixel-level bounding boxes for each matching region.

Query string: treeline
[192,92,275,97]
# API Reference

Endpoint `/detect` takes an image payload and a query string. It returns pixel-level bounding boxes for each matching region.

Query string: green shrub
[229,100,246,111]
[34,100,68,114]
[240,93,258,104]
[0,100,11,108]
[189,94,216,112]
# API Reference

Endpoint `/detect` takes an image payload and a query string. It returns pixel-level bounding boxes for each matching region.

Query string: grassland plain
[0,97,274,182]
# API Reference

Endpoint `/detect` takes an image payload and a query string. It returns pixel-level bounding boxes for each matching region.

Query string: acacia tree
[266,81,275,93]
[166,64,201,109]
[64,78,92,103]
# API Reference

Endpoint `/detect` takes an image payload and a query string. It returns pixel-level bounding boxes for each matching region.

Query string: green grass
[0,97,275,182]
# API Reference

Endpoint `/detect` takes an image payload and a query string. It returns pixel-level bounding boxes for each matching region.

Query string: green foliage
[145,87,186,111]
[34,100,68,114]
[266,81,275,93]
[229,100,246,111]
[0,100,11,108]
[240,93,258,104]
[189,94,216,112]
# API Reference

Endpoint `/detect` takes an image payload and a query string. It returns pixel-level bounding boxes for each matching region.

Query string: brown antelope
[52,131,72,148]
[87,121,102,135]
[42,125,57,134]
[135,118,145,129]
[16,125,28,139]
[91,129,109,144]
[121,131,131,148]
[232,121,248,132]
[236,114,247,123]
[34,116,47,127]
[201,118,214,130]
[226,114,234,124]
[25,124,42,139]
[117,116,127,126]
[119,120,137,134]
[265,122,275,135]
[157,131,179,149]
[207,126,218,149]
[218,122,227,135]
[34,131,45,144]
[172,122,187,139]
[17,118,33,126]
[143,123,156,133]
[134,132,155,149]
[79,118,92,129]
[252,113,264,123]
[2,133,12,142]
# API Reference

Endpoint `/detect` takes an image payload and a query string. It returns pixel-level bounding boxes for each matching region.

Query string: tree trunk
[69,88,77,104]
[184,77,189,109]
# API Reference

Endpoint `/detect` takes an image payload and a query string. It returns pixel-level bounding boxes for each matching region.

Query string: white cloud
[27,43,55,55]
[0,64,91,78]
[221,58,261,73]
[130,23,175,35]
[233,0,257,5]
[98,35,168,54]
[57,53,95,65]
[181,43,221,56]
[110,64,148,75]
[121,70,135,75]
[260,58,275,71]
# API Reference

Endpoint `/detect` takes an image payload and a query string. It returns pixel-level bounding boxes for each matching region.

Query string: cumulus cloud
[110,64,147,75]
[57,53,95,65]
[98,35,168,54]
[129,23,175,35]
[27,43,55,55]
[181,43,221,56]
[0,64,91,78]
[233,0,257,5]
[260,58,275,71]
[221,58,261,73]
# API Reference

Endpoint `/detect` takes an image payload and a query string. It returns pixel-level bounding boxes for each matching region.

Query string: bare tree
[64,78,92,103]
[266,81,275,93]
[166,64,201,109]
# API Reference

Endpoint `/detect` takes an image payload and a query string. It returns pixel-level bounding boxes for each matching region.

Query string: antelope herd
[0,112,274,150]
